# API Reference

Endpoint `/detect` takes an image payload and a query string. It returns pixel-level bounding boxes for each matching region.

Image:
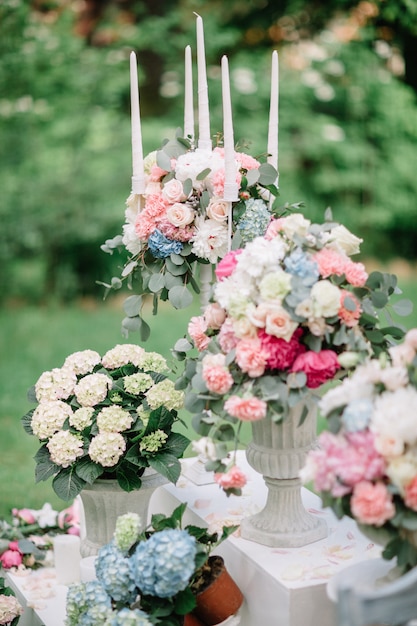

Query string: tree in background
[1,0,416,302]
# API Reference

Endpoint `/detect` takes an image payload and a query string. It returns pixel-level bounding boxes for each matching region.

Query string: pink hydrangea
[259,328,306,371]
[224,395,267,421]
[338,290,361,327]
[351,481,395,526]
[215,249,242,280]
[404,476,417,511]
[214,466,247,490]
[314,247,348,278]
[188,316,210,351]
[290,349,340,388]
[344,260,368,287]
[235,337,268,378]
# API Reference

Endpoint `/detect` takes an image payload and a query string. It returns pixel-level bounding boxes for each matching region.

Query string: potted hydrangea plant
[22,344,190,555]
[66,504,243,626]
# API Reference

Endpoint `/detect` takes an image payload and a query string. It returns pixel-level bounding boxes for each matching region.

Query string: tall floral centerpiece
[22,344,189,555]
[302,328,417,572]
[174,210,409,547]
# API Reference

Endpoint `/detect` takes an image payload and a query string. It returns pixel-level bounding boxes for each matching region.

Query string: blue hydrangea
[148,229,183,258]
[105,608,153,626]
[342,398,374,432]
[284,247,319,286]
[237,198,271,243]
[66,581,111,626]
[79,605,115,626]
[96,541,137,603]
[129,528,197,598]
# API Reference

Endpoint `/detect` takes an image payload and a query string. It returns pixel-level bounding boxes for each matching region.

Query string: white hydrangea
[69,407,95,430]
[74,373,112,407]
[102,344,145,369]
[88,432,126,467]
[35,367,77,402]
[319,378,374,417]
[234,236,288,280]
[136,352,168,373]
[47,430,84,467]
[96,406,133,433]
[31,401,73,439]
[63,350,101,376]
[123,373,154,395]
[145,379,184,411]
[191,218,229,264]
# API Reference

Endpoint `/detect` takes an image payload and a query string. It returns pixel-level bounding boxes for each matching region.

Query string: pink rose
[224,395,267,421]
[405,476,417,511]
[206,198,229,223]
[12,508,36,524]
[290,350,340,388]
[162,178,187,203]
[259,328,306,371]
[344,260,368,287]
[0,549,23,569]
[166,202,195,227]
[188,316,210,351]
[215,249,242,280]
[204,303,226,329]
[214,466,247,490]
[338,290,361,327]
[351,481,395,526]
[235,338,268,378]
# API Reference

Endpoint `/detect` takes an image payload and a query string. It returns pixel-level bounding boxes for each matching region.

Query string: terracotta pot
[183,614,206,626]
[192,556,243,626]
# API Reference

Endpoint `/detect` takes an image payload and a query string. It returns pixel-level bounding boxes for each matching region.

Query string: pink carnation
[235,152,261,171]
[351,481,395,526]
[215,249,242,280]
[214,466,247,490]
[224,395,267,421]
[339,290,361,327]
[259,328,306,371]
[344,260,368,287]
[290,349,340,388]
[188,316,210,351]
[235,338,268,378]
[404,476,417,511]
[218,318,239,353]
[135,194,168,240]
[314,247,348,278]
[212,167,241,198]
[0,549,23,569]
[203,365,234,395]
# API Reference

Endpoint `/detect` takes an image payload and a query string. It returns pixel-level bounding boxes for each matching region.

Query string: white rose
[373,433,404,459]
[386,454,417,491]
[162,178,187,203]
[206,198,229,222]
[264,303,298,341]
[166,203,195,227]
[328,224,362,255]
[311,280,341,318]
[281,213,311,238]
[233,317,258,339]
[307,317,328,337]
[389,343,416,367]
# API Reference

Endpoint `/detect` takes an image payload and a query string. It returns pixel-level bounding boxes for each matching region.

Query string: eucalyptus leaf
[168,285,193,309]
[258,162,278,185]
[174,337,193,352]
[123,295,143,317]
[156,149,173,172]
[245,168,260,186]
[392,299,413,316]
[148,273,165,293]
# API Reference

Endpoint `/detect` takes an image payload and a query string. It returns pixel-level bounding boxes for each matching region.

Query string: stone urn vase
[240,399,328,548]
[78,469,168,557]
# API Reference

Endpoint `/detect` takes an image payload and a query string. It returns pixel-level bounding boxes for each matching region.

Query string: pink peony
[218,318,239,353]
[202,365,234,395]
[224,395,267,421]
[314,247,348,278]
[214,249,242,280]
[214,466,247,490]
[12,508,36,524]
[404,476,417,511]
[0,549,23,569]
[338,290,361,327]
[8,541,20,552]
[351,481,395,526]
[259,328,306,371]
[290,349,340,388]
[188,316,210,351]
[344,260,368,287]
[235,337,268,378]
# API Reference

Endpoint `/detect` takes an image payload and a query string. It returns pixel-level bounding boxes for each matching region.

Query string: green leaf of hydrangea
[53,468,86,500]
[75,458,104,484]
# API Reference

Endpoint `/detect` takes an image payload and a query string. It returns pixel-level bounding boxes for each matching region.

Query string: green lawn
[0,277,416,519]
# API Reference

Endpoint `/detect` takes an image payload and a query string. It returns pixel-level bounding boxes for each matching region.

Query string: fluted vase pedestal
[240,400,327,548]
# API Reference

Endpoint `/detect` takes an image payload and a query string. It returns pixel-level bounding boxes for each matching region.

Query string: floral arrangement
[173,209,410,494]
[302,327,417,572]
[0,577,22,626]
[22,344,189,501]
[101,132,288,339]
[0,502,79,571]
[66,504,238,626]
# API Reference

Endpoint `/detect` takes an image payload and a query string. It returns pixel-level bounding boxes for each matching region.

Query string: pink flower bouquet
[101,133,284,339]
[302,328,417,571]
[174,210,410,494]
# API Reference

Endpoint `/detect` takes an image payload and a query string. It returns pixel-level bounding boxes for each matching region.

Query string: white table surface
[6,453,383,626]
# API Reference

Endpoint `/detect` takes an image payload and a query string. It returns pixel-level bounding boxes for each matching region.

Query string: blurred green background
[1,0,417,518]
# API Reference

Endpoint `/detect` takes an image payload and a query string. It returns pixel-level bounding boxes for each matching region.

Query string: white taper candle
[130,51,146,194]
[195,14,211,151]
[267,50,279,177]
[221,55,238,202]
[184,45,194,141]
